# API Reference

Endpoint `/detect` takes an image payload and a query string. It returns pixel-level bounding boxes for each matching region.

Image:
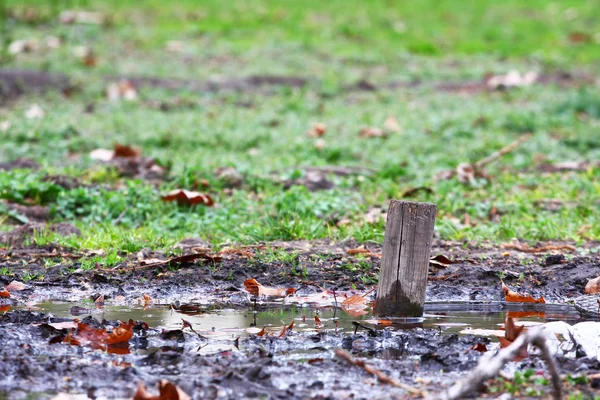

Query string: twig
[113,205,130,226]
[474,133,532,170]
[502,243,576,253]
[335,349,426,397]
[434,327,561,400]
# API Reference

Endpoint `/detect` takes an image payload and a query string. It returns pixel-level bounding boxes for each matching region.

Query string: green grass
[0,0,599,253]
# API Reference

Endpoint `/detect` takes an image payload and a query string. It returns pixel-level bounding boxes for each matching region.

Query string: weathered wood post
[375,200,437,317]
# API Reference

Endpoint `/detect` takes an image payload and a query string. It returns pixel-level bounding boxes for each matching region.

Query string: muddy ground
[1,235,600,399]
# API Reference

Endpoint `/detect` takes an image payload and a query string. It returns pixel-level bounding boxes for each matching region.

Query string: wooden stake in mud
[375,200,437,317]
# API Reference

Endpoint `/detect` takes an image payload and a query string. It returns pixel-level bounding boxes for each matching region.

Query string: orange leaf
[501,282,545,303]
[278,324,288,338]
[5,281,26,292]
[287,320,295,331]
[585,276,600,294]
[257,327,266,337]
[243,278,295,297]
[504,315,525,342]
[161,189,214,207]
[0,290,10,298]
[114,143,140,158]
[0,305,10,313]
[472,343,488,352]
[346,247,381,258]
[314,315,323,327]
[134,380,191,400]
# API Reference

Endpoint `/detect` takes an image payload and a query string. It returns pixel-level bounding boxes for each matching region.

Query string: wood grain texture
[375,200,437,317]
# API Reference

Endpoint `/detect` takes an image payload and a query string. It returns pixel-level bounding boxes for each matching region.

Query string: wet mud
[1,238,600,398]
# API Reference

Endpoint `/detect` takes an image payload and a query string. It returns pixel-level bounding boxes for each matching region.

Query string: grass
[0,0,599,253]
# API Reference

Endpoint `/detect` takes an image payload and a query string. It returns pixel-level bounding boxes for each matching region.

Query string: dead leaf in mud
[359,127,387,138]
[114,143,141,158]
[134,380,191,400]
[0,305,10,313]
[5,281,26,292]
[314,315,323,328]
[499,315,528,361]
[256,327,267,337]
[278,324,288,338]
[94,294,105,307]
[0,290,10,298]
[107,80,138,101]
[471,343,488,352]
[383,116,402,133]
[585,277,600,294]
[363,319,393,326]
[161,189,214,207]
[307,122,327,137]
[346,247,381,258]
[243,278,296,297]
[217,247,254,258]
[341,292,373,317]
[429,255,457,268]
[60,319,134,352]
[501,282,545,304]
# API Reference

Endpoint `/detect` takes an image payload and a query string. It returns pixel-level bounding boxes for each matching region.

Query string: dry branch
[474,133,532,169]
[434,327,561,400]
[502,243,576,253]
[335,349,426,397]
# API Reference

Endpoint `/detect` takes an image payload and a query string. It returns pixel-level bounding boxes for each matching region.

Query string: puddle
[9,301,583,354]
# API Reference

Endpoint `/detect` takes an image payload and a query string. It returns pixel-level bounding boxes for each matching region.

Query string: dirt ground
[1,235,600,399]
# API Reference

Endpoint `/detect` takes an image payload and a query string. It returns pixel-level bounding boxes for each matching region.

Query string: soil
[0,69,591,103]
[1,234,600,399]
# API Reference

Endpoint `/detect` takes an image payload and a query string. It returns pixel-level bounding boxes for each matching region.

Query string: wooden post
[375,200,437,317]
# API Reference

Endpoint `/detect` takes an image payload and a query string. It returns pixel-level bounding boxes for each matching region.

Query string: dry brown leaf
[429,255,457,267]
[471,343,488,352]
[585,276,600,294]
[314,315,323,327]
[383,116,402,133]
[346,247,382,258]
[307,122,327,137]
[161,190,214,207]
[359,127,387,138]
[256,327,266,337]
[107,80,137,101]
[243,278,295,297]
[5,281,26,292]
[0,290,10,298]
[114,143,140,158]
[133,380,191,400]
[501,282,545,304]
[502,243,576,253]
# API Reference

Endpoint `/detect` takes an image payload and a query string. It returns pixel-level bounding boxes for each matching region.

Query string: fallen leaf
[59,10,107,25]
[47,321,78,330]
[161,190,214,207]
[243,278,295,297]
[383,116,402,133]
[471,343,488,352]
[486,70,538,89]
[256,327,266,337]
[0,290,10,298]
[504,315,525,341]
[8,39,39,55]
[5,281,26,292]
[501,282,545,304]
[585,277,600,294]
[346,247,382,258]
[363,319,393,326]
[25,104,44,119]
[114,143,140,158]
[133,380,191,400]
[314,315,323,327]
[429,255,457,268]
[107,80,137,101]
[89,148,115,161]
[307,122,327,137]
[61,319,134,351]
[359,127,387,138]
[0,305,10,313]
[94,294,105,307]
[569,32,591,44]
[278,324,288,338]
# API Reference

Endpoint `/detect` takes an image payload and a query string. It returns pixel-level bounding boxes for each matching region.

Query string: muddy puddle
[1,298,598,399]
